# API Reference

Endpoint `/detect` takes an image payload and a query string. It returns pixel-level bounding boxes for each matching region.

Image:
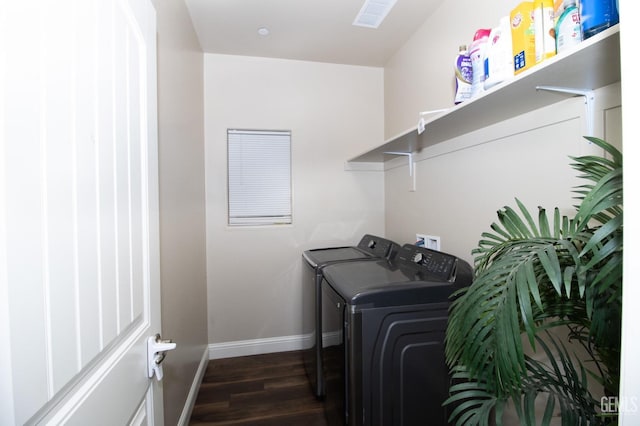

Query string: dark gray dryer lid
[302,247,373,269]
[322,259,454,308]
[302,234,399,268]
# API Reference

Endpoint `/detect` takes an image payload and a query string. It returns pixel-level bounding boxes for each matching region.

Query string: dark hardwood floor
[189,350,329,425]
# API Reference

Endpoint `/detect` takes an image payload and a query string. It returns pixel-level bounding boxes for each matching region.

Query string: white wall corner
[177,346,209,426]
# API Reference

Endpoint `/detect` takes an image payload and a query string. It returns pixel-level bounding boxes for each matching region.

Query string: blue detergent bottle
[580,0,619,39]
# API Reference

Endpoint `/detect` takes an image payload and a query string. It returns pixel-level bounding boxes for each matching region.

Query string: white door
[0,0,165,424]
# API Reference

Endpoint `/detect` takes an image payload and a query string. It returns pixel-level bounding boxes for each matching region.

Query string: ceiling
[184,0,442,67]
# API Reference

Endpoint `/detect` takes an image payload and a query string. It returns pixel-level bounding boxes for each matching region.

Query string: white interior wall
[154,0,208,423]
[203,54,385,351]
[384,85,621,265]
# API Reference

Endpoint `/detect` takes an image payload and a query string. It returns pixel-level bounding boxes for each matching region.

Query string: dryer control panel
[356,234,399,259]
[396,244,457,281]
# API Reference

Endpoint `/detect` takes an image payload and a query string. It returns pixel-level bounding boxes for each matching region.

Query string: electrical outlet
[416,234,441,251]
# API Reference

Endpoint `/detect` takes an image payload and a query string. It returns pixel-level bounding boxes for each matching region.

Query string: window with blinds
[227,129,292,226]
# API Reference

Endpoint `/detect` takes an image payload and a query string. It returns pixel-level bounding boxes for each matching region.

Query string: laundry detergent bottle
[580,0,619,39]
[555,0,582,53]
[469,29,491,98]
[484,16,514,90]
[454,45,473,104]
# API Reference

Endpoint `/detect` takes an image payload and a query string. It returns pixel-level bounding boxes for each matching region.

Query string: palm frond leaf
[444,366,499,426]
[445,137,622,425]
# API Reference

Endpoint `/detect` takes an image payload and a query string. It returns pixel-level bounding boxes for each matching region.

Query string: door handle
[147,334,177,380]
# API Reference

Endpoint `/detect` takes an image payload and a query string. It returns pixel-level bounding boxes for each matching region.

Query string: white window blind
[227,129,292,226]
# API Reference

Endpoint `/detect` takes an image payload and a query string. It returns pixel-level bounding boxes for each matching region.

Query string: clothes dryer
[320,243,473,425]
[301,234,399,398]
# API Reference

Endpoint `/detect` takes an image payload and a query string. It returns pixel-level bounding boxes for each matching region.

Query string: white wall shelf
[347,24,620,164]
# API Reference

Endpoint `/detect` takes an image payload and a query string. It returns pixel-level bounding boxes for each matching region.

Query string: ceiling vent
[352,0,398,29]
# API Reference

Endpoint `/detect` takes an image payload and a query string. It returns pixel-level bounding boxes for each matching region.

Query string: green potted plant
[444,136,623,425]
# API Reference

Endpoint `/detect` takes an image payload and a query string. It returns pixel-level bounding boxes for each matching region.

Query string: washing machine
[302,234,399,398]
[320,243,473,425]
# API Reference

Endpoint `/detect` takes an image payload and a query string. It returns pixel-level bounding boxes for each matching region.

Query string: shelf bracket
[536,86,596,136]
[417,108,450,134]
[384,151,416,191]
[384,151,413,176]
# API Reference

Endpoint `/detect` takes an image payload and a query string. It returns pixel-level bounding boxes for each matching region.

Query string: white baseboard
[177,346,209,426]
[207,332,342,360]
[208,333,313,360]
